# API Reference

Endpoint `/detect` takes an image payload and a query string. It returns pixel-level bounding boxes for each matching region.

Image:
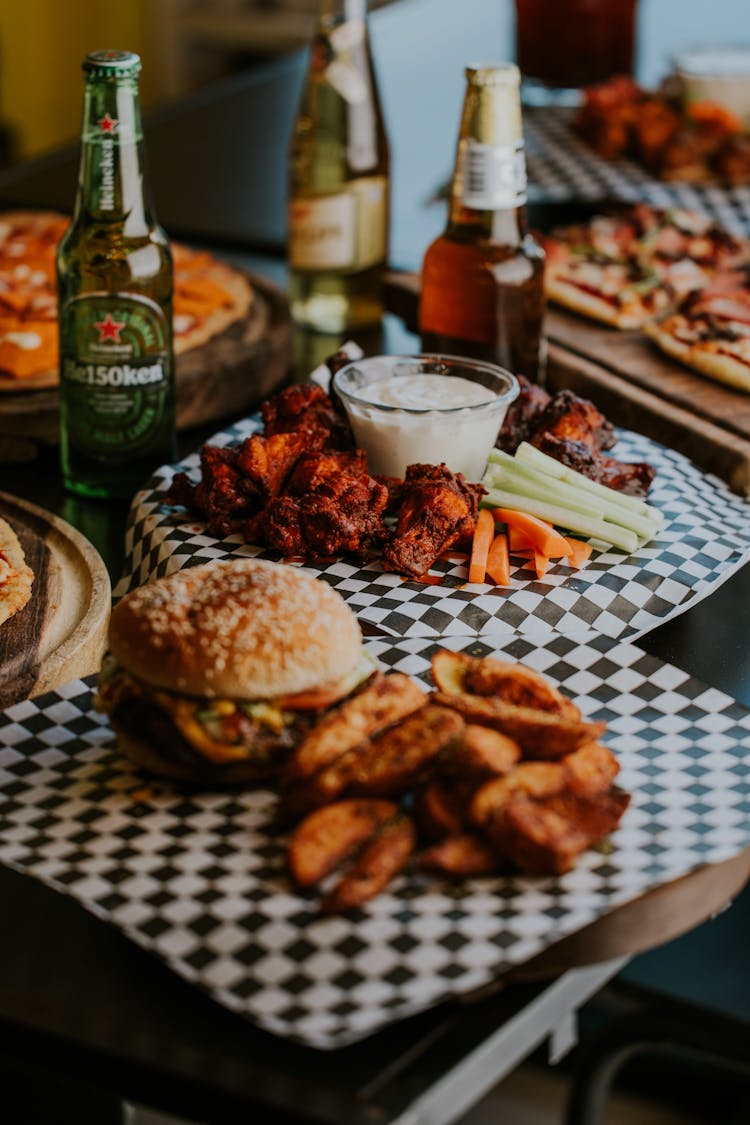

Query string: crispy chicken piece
[382,463,486,579]
[532,434,656,497]
[497,788,631,875]
[441,724,522,781]
[495,375,551,453]
[168,444,259,536]
[321,814,416,913]
[433,692,605,758]
[282,673,426,788]
[530,389,616,453]
[235,430,317,502]
[259,450,390,558]
[261,383,351,449]
[287,798,399,888]
[418,833,499,878]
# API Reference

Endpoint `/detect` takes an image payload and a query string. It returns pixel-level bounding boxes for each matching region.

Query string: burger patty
[110,694,313,780]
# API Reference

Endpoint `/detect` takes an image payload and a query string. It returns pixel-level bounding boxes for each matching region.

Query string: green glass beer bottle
[57,49,176,499]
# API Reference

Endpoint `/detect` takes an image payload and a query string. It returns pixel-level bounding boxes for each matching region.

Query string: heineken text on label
[60,294,171,458]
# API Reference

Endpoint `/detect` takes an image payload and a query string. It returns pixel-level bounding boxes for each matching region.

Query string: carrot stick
[492,508,573,557]
[564,536,593,568]
[468,509,495,584]
[533,549,550,579]
[507,526,534,553]
[486,533,510,586]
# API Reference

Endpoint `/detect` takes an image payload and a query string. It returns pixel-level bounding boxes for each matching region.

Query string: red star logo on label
[94,312,126,343]
[98,113,118,135]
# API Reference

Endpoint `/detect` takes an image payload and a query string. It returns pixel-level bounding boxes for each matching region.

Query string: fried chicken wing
[261,383,351,449]
[235,430,316,501]
[495,375,551,453]
[533,434,656,497]
[169,444,259,536]
[382,463,486,579]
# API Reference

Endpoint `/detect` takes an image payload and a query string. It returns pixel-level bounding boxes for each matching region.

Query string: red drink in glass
[515,0,638,93]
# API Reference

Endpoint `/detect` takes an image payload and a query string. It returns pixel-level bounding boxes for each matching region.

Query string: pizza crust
[645,321,750,394]
[0,516,34,626]
[545,276,645,330]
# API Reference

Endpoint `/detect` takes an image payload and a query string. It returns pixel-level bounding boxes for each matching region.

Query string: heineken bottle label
[59,292,172,458]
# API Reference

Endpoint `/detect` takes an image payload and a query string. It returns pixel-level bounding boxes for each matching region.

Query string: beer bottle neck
[75,78,153,229]
[445,65,528,246]
[318,0,367,27]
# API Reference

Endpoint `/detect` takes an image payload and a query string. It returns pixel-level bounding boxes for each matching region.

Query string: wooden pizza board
[0,270,292,463]
[0,492,111,707]
[383,271,750,496]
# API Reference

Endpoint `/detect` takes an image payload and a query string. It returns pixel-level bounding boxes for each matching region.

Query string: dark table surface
[2,15,750,1124]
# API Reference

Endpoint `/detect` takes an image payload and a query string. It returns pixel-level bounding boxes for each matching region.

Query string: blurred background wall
[0,0,748,165]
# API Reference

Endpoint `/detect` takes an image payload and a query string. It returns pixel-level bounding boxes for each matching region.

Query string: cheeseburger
[96,559,370,783]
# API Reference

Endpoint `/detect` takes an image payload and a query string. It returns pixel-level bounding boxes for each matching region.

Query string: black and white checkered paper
[525,106,750,237]
[115,417,750,643]
[1,633,749,1049]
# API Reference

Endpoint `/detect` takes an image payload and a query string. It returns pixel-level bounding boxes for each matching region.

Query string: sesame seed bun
[108,559,362,699]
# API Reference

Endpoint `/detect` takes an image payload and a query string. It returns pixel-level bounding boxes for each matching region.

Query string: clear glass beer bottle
[57,50,176,499]
[288,0,390,333]
[419,64,545,381]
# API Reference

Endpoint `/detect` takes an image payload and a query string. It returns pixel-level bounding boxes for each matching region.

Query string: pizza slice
[645,279,750,393]
[543,232,673,329]
[0,517,34,626]
[631,203,748,296]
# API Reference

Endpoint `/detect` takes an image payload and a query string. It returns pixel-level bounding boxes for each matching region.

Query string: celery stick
[481,488,639,553]
[483,462,606,519]
[508,443,661,522]
[483,453,660,541]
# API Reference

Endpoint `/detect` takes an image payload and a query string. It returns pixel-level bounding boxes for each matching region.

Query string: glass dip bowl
[332,354,519,480]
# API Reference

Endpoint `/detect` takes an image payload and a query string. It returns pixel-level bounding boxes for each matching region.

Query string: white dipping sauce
[342,374,506,480]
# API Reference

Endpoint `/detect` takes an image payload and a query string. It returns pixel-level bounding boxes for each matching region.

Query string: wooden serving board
[384,271,750,495]
[0,270,292,463]
[0,492,110,707]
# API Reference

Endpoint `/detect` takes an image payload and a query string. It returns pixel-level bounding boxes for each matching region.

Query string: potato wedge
[288,798,398,888]
[442,723,521,780]
[469,761,566,834]
[498,788,631,876]
[412,779,468,841]
[433,691,605,758]
[283,672,426,787]
[322,814,416,914]
[563,741,620,797]
[418,833,499,878]
[342,705,464,797]
[431,650,579,719]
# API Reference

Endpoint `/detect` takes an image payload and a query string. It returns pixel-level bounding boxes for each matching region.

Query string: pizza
[0,516,34,626]
[0,210,255,386]
[645,277,750,393]
[543,204,749,329]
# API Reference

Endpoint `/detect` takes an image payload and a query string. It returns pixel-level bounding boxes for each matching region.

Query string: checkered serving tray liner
[116,417,750,643]
[1,632,749,1049]
[525,106,750,237]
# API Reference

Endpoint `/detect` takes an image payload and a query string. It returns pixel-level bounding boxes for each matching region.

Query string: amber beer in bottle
[288,0,390,333]
[57,50,176,499]
[420,64,545,380]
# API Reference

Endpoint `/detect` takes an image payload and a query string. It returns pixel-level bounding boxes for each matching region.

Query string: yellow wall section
[0,0,155,159]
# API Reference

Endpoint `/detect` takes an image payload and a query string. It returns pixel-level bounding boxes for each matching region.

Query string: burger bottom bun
[111,719,282,787]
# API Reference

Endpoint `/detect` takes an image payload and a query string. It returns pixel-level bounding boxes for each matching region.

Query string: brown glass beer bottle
[419,64,545,381]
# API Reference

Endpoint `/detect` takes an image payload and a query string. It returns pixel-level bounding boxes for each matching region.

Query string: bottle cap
[465,63,521,87]
[83,50,141,79]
